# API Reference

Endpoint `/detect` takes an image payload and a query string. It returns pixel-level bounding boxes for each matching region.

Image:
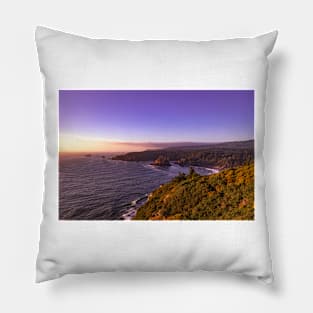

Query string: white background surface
[0,0,312,312]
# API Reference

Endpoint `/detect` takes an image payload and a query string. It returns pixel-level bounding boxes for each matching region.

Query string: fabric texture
[35,26,277,283]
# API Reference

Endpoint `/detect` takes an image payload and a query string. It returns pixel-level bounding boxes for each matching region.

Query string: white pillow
[35,26,277,283]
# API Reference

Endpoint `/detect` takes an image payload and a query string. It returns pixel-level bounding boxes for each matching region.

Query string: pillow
[35,26,277,283]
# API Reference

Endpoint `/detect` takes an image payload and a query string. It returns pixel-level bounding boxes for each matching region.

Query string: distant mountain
[134,163,254,220]
[113,140,254,170]
[164,140,254,151]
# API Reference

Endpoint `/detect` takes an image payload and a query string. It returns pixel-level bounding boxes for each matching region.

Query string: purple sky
[59,90,254,143]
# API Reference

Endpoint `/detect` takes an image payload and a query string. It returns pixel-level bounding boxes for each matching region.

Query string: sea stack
[151,155,171,166]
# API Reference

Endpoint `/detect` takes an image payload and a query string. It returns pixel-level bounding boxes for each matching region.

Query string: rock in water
[151,155,170,166]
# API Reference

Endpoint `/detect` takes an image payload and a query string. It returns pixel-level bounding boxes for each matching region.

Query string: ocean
[59,154,217,220]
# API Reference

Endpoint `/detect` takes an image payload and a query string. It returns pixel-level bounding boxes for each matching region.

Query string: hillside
[113,140,254,170]
[133,163,254,220]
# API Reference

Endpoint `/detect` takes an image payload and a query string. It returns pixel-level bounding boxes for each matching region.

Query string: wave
[59,157,219,220]
[122,194,149,220]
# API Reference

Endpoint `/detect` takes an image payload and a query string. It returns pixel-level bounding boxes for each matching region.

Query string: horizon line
[59,138,254,154]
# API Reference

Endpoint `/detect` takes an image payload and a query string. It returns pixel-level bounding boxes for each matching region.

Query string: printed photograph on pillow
[59,90,254,221]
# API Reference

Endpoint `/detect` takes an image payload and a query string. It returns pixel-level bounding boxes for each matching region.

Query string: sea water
[59,154,216,220]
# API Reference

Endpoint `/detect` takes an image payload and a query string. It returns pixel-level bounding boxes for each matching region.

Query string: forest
[134,163,254,220]
[113,140,254,170]
[114,140,254,220]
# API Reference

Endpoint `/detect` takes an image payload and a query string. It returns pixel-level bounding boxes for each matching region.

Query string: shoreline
[121,162,220,220]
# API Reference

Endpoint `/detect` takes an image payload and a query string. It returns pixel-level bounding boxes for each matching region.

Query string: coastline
[122,163,220,220]
[132,163,254,221]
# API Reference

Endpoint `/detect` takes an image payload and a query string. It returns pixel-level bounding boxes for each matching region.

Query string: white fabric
[35,26,277,283]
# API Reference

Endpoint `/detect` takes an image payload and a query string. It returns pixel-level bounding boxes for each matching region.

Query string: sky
[59,90,254,153]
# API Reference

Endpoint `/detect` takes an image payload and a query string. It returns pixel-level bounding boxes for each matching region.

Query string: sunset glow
[59,134,165,153]
[59,90,254,153]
